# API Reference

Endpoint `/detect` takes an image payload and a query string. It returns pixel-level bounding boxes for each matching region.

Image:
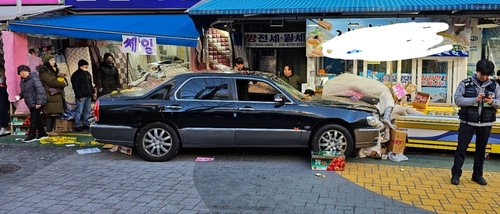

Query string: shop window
[177,78,229,100]
[420,59,449,103]
[400,59,413,83]
[236,79,278,102]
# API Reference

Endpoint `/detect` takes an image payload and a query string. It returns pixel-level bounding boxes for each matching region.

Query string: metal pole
[16,0,22,18]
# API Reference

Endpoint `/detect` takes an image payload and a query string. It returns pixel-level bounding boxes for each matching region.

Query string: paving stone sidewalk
[0,144,431,214]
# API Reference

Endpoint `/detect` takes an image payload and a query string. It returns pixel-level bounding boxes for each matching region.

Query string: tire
[311,124,354,157]
[135,122,180,162]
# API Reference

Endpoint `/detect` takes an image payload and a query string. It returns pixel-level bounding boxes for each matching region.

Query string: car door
[233,77,301,146]
[161,77,234,147]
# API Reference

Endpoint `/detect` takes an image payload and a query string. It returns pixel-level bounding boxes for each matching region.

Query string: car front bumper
[353,126,384,148]
[90,123,137,147]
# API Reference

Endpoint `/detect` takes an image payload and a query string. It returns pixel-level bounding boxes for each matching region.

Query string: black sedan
[91,71,384,161]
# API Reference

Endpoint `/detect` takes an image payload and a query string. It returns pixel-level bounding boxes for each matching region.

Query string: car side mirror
[274,94,285,106]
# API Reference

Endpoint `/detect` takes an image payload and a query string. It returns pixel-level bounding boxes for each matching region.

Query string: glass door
[417,58,454,103]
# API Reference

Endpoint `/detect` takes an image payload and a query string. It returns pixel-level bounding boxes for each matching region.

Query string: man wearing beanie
[17,65,48,142]
[71,59,96,132]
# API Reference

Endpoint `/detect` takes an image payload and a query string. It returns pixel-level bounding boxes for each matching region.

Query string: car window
[236,79,278,102]
[178,78,229,100]
[148,84,172,100]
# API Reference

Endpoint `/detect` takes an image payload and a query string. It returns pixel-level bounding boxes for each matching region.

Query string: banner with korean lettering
[245,32,305,48]
[122,35,157,55]
[421,74,448,103]
[306,18,470,57]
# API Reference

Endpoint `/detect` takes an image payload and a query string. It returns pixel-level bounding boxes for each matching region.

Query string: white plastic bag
[388,152,409,162]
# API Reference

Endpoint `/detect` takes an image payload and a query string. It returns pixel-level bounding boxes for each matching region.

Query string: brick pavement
[0,144,429,214]
[0,143,496,213]
[339,163,500,214]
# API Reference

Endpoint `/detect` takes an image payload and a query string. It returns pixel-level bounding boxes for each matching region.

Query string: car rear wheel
[135,122,180,162]
[311,124,354,157]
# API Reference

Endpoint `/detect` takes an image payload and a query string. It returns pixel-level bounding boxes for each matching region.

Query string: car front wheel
[311,124,354,157]
[135,122,180,162]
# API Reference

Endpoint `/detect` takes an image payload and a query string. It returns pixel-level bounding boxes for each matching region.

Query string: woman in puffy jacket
[17,65,48,142]
[97,53,120,97]
[39,55,67,135]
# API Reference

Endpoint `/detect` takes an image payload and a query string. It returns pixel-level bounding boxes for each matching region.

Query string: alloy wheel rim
[142,128,172,157]
[318,130,347,152]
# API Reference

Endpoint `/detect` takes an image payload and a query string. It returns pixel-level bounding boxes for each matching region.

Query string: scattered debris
[109,146,132,155]
[102,144,115,149]
[195,157,214,162]
[76,147,101,154]
[400,168,405,172]
[118,146,132,155]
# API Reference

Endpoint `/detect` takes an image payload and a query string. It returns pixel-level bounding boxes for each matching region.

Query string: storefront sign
[306,18,470,58]
[64,0,200,10]
[122,36,157,55]
[421,74,447,87]
[245,32,306,48]
[0,0,60,5]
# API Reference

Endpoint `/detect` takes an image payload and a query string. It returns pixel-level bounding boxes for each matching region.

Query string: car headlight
[366,115,382,127]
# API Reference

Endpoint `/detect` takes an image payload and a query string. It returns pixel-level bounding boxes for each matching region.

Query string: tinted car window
[236,79,278,102]
[148,84,172,100]
[178,78,229,100]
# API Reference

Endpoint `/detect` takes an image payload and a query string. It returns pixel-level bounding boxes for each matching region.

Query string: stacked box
[13,126,28,136]
[11,116,26,125]
[311,150,346,171]
[387,129,407,154]
[55,119,75,132]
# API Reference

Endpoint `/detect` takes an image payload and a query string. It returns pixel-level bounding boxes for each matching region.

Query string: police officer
[452,59,499,185]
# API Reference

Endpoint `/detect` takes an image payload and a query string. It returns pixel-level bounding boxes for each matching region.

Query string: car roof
[174,71,275,79]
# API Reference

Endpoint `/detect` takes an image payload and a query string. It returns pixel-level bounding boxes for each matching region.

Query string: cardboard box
[387,129,407,154]
[412,92,430,110]
[55,119,75,132]
[11,115,28,125]
[311,150,345,171]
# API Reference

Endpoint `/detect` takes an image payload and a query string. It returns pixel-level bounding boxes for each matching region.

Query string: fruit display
[205,28,232,69]
[311,150,346,171]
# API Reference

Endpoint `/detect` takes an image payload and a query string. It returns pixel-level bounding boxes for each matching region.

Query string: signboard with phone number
[245,32,306,48]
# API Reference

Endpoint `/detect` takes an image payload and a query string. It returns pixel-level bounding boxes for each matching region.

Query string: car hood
[306,95,379,114]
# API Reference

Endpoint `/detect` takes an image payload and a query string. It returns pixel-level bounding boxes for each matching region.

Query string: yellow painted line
[406,143,493,153]
[408,139,492,148]
[337,163,500,213]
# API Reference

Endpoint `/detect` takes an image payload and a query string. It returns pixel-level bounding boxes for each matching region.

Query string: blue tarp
[188,0,500,15]
[8,14,200,47]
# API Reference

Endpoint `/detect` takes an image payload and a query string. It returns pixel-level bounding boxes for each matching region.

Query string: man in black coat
[71,59,96,132]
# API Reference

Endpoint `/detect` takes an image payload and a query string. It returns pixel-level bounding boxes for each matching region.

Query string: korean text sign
[245,32,306,48]
[122,36,157,55]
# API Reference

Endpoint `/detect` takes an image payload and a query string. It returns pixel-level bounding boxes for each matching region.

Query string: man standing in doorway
[71,59,96,132]
[452,59,499,186]
[234,57,250,71]
[280,65,303,91]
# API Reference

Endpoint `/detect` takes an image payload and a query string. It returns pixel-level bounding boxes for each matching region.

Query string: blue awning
[188,0,500,15]
[8,14,200,47]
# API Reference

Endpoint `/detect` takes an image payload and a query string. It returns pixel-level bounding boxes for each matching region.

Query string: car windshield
[257,72,308,102]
